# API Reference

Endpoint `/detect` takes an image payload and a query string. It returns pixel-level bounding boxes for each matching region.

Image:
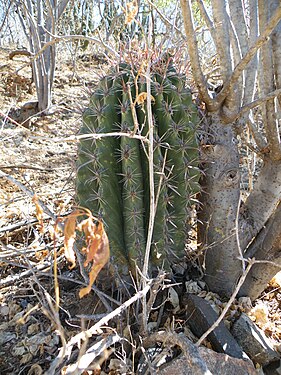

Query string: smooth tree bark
[180,0,281,300]
[16,0,69,113]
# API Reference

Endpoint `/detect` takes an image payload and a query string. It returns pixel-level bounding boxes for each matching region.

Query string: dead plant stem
[141,16,154,335]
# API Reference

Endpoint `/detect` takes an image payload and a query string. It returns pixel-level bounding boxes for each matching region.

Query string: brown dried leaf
[135,92,155,105]
[32,194,44,233]
[64,214,77,269]
[79,220,110,298]
[250,302,269,326]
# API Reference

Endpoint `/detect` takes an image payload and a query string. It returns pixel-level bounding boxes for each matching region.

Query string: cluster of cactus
[76,62,200,274]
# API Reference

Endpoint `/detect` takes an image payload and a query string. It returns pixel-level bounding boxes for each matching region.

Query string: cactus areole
[76,62,200,275]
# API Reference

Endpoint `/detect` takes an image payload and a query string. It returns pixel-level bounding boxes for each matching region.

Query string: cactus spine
[77,63,200,273]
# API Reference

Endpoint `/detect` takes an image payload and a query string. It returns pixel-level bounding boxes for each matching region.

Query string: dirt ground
[0,46,112,374]
[1,46,281,374]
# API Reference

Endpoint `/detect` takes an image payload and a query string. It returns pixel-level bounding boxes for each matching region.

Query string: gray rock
[142,332,212,375]
[263,360,281,375]
[185,293,246,358]
[231,313,280,365]
[157,347,256,375]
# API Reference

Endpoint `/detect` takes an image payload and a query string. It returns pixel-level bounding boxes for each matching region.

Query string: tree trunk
[180,0,281,300]
[16,0,69,113]
[238,202,281,300]
[198,113,243,296]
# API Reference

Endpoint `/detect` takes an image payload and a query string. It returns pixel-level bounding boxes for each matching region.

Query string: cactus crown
[76,60,200,274]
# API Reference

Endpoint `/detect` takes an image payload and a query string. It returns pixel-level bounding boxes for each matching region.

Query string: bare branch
[64,335,121,375]
[142,18,155,280]
[0,170,57,221]
[9,49,33,59]
[239,203,281,299]
[246,116,268,152]
[195,0,216,43]
[141,17,155,336]
[211,0,232,80]
[258,0,281,160]
[228,0,248,56]
[242,0,258,105]
[30,131,149,144]
[215,5,281,108]
[180,0,213,108]
[237,87,281,121]
[17,33,119,74]
[147,0,185,39]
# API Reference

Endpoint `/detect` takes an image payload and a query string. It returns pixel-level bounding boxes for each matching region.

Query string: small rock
[185,294,246,359]
[185,280,202,294]
[157,347,256,375]
[142,332,211,375]
[199,347,257,375]
[0,304,9,316]
[231,313,280,365]
[263,360,281,375]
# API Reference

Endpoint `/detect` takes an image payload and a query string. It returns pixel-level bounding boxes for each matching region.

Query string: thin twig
[242,258,281,269]
[140,272,166,335]
[236,87,281,120]
[0,110,36,133]
[127,83,140,135]
[147,0,185,39]
[0,164,56,172]
[0,262,52,287]
[142,18,154,280]
[141,16,155,336]
[30,131,149,144]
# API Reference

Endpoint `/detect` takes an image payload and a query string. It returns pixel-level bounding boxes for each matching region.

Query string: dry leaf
[78,219,110,298]
[20,353,33,365]
[125,0,138,25]
[250,302,269,326]
[62,209,110,297]
[270,271,281,288]
[135,92,155,105]
[27,364,43,375]
[32,194,44,233]
[64,214,77,269]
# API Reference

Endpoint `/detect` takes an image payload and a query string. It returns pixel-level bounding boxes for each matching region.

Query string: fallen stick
[45,281,153,375]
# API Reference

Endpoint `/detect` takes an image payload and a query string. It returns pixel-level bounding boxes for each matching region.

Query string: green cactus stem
[76,63,200,275]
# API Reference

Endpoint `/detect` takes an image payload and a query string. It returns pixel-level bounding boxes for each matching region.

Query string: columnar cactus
[76,62,200,274]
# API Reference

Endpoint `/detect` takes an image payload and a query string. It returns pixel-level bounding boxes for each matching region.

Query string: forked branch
[215,5,281,107]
